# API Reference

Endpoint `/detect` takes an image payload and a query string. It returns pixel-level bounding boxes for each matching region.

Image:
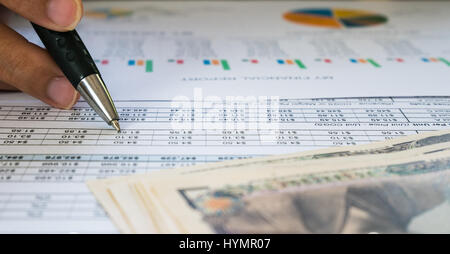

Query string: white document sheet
[3,1,450,99]
[1,96,450,233]
[0,1,450,233]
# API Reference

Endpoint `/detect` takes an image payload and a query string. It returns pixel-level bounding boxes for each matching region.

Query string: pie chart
[85,8,134,19]
[283,8,388,28]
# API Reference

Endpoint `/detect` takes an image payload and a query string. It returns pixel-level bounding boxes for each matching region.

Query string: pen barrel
[31,23,99,87]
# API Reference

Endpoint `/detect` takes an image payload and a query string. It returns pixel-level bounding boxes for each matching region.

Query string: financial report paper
[3,0,450,99]
[0,1,449,233]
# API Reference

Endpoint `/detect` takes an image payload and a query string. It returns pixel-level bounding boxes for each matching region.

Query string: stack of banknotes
[88,130,450,233]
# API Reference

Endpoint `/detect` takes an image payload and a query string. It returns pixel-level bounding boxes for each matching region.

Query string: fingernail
[47,77,78,109]
[47,0,80,28]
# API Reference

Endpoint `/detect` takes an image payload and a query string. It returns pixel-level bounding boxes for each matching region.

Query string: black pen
[31,23,121,132]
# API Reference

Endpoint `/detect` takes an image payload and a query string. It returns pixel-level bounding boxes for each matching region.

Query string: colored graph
[283,8,387,29]
[350,58,381,67]
[94,59,109,65]
[277,59,306,69]
[421,57,450,66]
[203,59,230,70]
[315,58,332,63]
[242,59,259,64]
[85,8,133,19]
[387,58,404,63]
[128,59,153,72]
[92,57,450,75]
[168,59,184,64]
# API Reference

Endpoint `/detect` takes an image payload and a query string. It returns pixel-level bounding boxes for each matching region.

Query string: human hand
[0,0,83,109]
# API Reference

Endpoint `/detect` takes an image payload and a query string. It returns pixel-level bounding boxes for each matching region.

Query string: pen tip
[111,120,121,132]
